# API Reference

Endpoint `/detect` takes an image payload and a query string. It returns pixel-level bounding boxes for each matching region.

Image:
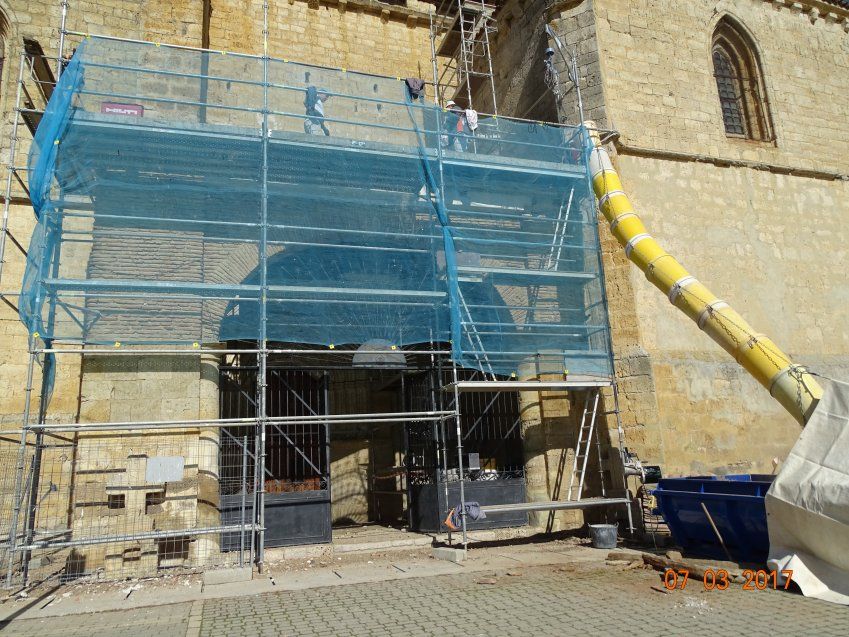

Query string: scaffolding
[430,0,499,112]
[0,2,638,588]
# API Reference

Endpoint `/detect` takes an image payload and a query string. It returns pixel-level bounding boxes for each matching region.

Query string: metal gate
[219,366,331,548]
[405,368,527,531]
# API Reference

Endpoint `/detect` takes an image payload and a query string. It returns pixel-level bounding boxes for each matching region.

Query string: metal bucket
[589,523,618,549]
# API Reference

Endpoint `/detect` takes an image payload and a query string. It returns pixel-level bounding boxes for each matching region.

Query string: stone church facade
[0,1,846,572]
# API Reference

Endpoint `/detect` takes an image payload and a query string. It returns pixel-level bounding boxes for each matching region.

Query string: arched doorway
[218,248,528,546]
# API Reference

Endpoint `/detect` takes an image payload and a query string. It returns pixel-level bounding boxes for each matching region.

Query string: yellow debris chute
[585,123,822,425]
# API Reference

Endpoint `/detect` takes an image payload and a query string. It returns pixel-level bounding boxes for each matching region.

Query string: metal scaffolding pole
[5,348,37,588]
[21,348,53,584]
[430,0,498,113]
[480,1,498,116]
[451,361,468,547]
[57,0,69,77]
[0,54,27,303]
[38,348,453,356]
[456,0,474,110]
[255,0,270,572]
[429,11,441,106]
[612,380,635,533]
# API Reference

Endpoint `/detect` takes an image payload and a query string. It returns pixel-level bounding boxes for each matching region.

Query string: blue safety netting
[23,37,613,378]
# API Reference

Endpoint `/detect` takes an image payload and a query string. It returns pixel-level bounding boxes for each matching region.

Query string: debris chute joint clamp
[697,300,729,330]
[768,364,795,397]
[610,212,637,233]
[746,333,766,350]
[624,233,650,258]
[598,190,626,210]
[668,276,697,303]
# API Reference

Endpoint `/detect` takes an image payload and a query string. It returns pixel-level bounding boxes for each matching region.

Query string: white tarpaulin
[767,381,849,604]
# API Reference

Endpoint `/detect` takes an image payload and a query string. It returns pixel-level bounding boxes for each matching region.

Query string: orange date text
[662,568,793,591]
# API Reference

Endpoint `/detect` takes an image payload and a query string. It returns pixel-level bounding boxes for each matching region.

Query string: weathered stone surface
[202,566,252,586]
[431,546,466,563]
[518,0,849,477]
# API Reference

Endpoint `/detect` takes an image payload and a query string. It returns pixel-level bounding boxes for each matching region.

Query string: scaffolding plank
[456,265,596,281]
[444,379,612,392]
[480,497,628,515]
[441,152,585,179]
[44,278,447,299]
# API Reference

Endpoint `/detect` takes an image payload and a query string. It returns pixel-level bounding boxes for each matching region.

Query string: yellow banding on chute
[585,121,821,425]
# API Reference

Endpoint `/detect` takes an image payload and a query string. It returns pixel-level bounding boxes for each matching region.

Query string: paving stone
[6,563,849,637]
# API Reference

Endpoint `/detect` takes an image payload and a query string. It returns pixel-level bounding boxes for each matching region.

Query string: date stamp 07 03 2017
[663,569,794,591]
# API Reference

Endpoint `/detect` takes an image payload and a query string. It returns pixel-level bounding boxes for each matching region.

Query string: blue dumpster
[652,474,773,563]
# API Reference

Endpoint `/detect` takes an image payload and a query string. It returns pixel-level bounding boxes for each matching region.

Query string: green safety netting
[23,37,613,378]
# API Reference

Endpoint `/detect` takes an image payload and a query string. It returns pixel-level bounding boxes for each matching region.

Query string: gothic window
[711,18,774,142]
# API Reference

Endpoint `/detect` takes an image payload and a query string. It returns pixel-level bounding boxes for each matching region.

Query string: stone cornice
[614,142,849,183]
[292,0,445,28]
[545,0,849,28]
[766,0,849,28]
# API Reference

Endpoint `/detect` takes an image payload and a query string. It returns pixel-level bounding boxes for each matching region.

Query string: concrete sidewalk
[2,541,848,636]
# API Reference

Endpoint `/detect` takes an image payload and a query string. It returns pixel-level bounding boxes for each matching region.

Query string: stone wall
[209,1,434,80]
[472,0,556,120]
[594,0,849,175]
[0,0,438,426]
[547,0,606,126]
[484,0,849,480]
[614,153,849,474]
[560,0,849,474]
[69,352,221,577]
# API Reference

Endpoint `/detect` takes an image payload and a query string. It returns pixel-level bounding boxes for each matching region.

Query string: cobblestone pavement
[4,562,849,636]
[199,563,849,636]
[1,601,192,636]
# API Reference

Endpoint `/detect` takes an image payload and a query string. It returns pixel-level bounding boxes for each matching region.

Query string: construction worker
[304,86,331,136]
[443,100,469,152]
